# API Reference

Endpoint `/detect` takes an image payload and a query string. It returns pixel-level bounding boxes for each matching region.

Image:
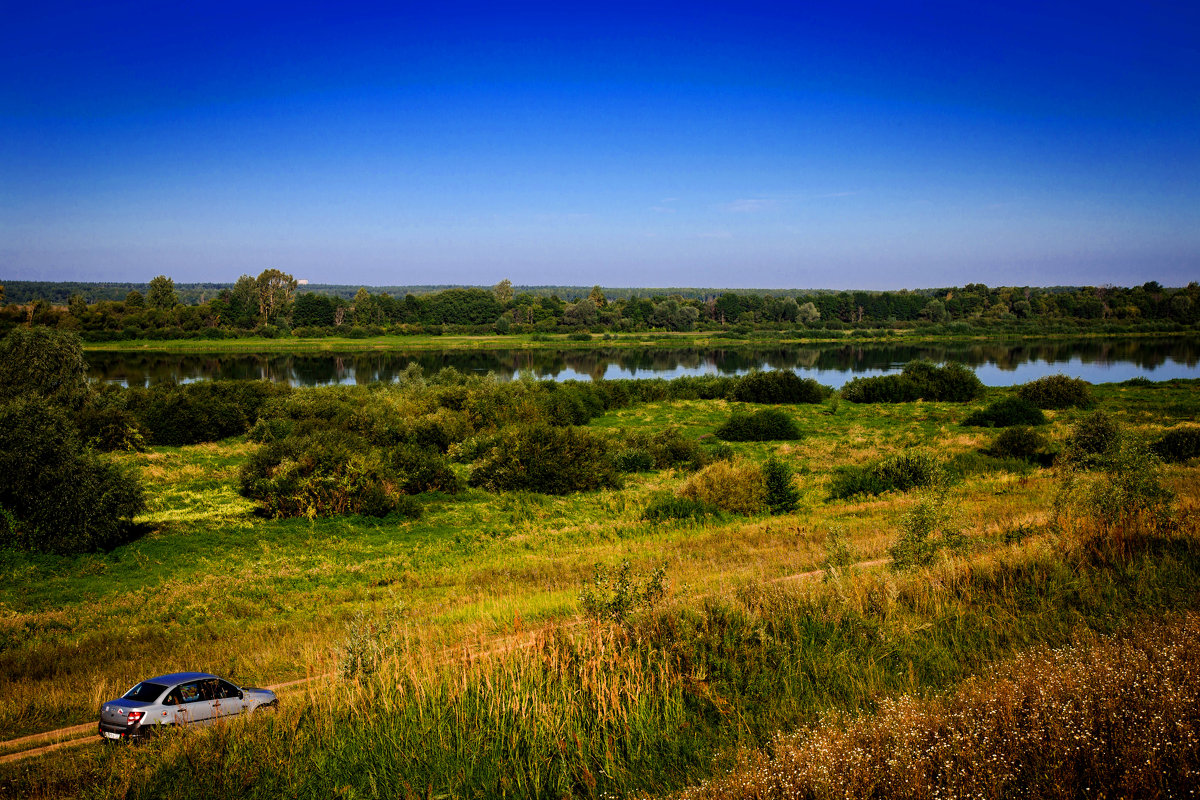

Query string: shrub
[1065,410,1121,466]
[828,452,944,500]
[821,525,857,581]
[1058,432,1175,532]
[130,380,290,445]
[615,427,710,472]
[468,424,620,494]
[0,328,89,409]
[716,408,802,442]
[578,560,667,625]
[986,426,1052,463]
[75,389,146,452]
[763,457,800,514]
[889,489,965,570]
[961,396,1046,428]
[731,371,831,404]
[1017,374,1094,409]
[642,493,719,523]
[842,361,983,403]
[239,430,456,518]
[678,459,766,515]
[1151,426,1200,463]
[0,396,145,554]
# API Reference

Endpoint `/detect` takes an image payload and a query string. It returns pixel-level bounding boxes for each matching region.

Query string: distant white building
[297,279,309,285]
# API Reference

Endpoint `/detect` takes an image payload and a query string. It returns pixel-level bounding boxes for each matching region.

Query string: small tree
[147,275,178,310]
[0,397,145,554]
[763,456,800,514]
[493,278,514,304]
[0,328,89,409]
[124,290,145,309]
[255,268,298,325]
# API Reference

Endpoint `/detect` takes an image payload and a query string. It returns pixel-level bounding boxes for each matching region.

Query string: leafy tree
[68,294,88,317]
[124,290,145,309]
[493,278,514,304]
[292,292,335,328]
[147,275,178,309]
[763,457,800,514]
[0,396,144,554]
[255,268,298,325]
[228,275,259,328]
[587,285,607,307]
[0,285,5,304]
[797,301,820,324]
[0,328,89,409]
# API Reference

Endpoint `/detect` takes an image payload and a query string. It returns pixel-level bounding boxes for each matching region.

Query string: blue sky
[2,1,1197,289]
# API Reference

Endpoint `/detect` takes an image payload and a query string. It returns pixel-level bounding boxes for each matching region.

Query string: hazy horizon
[3,2,1197,289]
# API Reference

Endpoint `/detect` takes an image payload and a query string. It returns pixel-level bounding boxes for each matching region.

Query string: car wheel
[255,701,278,714]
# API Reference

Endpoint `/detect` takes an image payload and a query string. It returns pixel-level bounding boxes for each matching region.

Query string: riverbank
[80,326,1199,355]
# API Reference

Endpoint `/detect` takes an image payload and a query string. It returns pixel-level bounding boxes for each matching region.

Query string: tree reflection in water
[86,337,1200,388]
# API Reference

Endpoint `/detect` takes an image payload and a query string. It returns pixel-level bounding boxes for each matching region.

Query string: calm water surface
[86,337,1200,389]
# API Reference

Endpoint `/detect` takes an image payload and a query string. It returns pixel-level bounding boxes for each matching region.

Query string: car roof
[142,671,220,685]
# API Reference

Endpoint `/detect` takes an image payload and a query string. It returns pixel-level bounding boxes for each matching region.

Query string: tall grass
[675,611,1200,800]
[8,514,1200,799]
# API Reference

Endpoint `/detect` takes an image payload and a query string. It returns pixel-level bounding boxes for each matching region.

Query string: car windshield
[122,682,167,702]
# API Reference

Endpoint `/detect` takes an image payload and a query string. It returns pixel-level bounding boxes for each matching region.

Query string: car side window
[217,680,240,699]
[179,682,202,704]
[199,679,219,702]
[164,688,183,706]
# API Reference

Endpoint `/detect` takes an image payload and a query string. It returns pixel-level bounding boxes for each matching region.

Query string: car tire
[254,701,278,714]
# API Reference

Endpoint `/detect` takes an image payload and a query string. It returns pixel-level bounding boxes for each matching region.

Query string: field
[2,377,1200,798]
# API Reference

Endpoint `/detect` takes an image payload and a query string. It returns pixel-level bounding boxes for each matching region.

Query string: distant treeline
[1,273,1197,341]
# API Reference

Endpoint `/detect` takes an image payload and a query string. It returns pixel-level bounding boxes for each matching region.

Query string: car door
[212,680,247,719]
[172,680,214,726]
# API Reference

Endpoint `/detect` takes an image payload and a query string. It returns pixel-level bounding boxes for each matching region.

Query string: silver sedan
[99,671,277,741]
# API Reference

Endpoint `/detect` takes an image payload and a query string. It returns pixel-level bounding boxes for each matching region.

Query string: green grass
[1,378,1199,797]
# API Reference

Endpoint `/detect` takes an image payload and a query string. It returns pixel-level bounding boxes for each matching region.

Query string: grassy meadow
[2,376,1200,798]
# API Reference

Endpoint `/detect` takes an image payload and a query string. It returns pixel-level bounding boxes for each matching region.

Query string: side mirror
[238,690,244,700]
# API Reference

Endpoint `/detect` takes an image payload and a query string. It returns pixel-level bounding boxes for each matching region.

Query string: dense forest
[1,273,1196,341]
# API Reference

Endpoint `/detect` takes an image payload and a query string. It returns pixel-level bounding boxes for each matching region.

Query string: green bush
[763,457,800,514]
[641,493,719,523]
[1151,426,1200,463]
[889,489,965,570]
[716,408,802,442]
[842,361,983,403]
[678,459,766,515]
[0,328,89,409]
[731,371,831,404]
[239,430,457,518]
[614,427,711,472]
[468,424,620,494]
[1017,374,1094,409]
[578,560,667,625]
[986,426,1053,464]
[0,397,145,554]
[129,380,290,445]
[1066,410,1121,466]
[962,396,1046,428]
[828,452,945,500]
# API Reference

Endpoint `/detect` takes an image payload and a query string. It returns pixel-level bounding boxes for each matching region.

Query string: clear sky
[2,1,1197,289]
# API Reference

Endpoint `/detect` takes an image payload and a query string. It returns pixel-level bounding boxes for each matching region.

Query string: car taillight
[126,711,144,726]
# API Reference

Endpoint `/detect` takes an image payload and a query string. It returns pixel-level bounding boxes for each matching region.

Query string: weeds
[578,559,668,625]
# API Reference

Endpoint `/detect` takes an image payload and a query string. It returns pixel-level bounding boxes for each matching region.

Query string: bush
[732,371,831,404]
[641,493,719,523]
[842,361,983,403]
[468,424,620,494]
[0,328,89,409]
[578,560,667,625]
[1065,410,1121,466]
[130,380,290,445]
[986,426,1052,463]
[716,408,802,442]
[763,457,800,514]
[0,397,145,554]
[239,430,457,518]
[962,396,1046,428]
[1017,374,1094,409]
[678,459,766,515]
[614,427,711,472]
[889,489,965,570]
[1151,426,1200,463]
[828,452,944,500]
